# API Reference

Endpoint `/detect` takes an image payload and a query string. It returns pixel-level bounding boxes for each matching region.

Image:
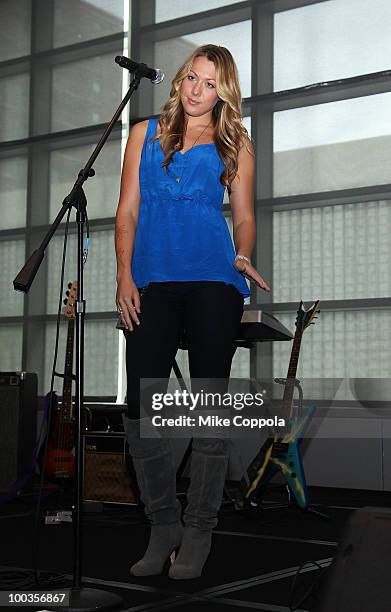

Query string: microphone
[115,56,164,84]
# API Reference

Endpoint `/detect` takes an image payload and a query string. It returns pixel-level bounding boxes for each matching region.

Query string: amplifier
[83,432,139,505]
[0,372,38,492]
[84,403,126,433]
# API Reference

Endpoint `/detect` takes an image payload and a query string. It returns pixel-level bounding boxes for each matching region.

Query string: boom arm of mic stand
[13,71,142,294]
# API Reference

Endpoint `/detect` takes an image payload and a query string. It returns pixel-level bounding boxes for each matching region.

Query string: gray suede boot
[122,415,184,576]
[168,437,229,580]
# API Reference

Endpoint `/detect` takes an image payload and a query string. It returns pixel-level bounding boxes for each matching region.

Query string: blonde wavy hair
[154,44,252,187]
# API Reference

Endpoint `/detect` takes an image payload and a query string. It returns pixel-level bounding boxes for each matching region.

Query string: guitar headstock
[63,281,77,319]
[295,300,320,334]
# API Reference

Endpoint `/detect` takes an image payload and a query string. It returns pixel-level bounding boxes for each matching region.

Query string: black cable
[0,569,68,590]
[83,208,90,265]
[289,559,329,611]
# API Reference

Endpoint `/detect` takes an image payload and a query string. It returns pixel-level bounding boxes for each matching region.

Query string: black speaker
[0,372,38,492]
[315,506,391,612]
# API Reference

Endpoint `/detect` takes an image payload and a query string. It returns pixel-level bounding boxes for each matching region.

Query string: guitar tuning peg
[68,282,72,288]
[63,299,68,305]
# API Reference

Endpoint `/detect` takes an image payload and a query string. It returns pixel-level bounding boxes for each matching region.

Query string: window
[0,0,126,396]
[274,0,391,91]
[155,0,244,24]
[274,93,391,196]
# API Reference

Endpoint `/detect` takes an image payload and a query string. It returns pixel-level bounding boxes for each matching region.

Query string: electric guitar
[235,300,320,510]
[44,281,78,480]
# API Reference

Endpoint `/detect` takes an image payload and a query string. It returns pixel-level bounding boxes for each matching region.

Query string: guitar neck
[61,318,75,422]
[278,300,320,421]
[281,334,302,415]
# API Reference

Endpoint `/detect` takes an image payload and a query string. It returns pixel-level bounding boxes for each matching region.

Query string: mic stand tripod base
[61,586,123,612]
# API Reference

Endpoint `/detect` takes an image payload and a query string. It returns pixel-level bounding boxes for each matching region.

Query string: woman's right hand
[116,275,141,332]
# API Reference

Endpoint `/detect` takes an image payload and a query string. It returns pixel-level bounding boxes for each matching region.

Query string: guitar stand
[258,485,330,521]
[233,377,331,522]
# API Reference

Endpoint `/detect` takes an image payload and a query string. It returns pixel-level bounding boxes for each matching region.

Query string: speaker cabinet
[83,433,139,505]
[315,506,391,612]
[0,372,38,492]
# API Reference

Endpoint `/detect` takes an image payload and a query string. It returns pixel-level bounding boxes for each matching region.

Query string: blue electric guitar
[235,300,320,510]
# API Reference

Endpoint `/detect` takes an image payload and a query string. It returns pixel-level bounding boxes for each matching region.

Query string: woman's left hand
[233,258,271,292]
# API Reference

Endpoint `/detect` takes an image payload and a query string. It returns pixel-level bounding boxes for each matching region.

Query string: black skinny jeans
[124,281,244,419]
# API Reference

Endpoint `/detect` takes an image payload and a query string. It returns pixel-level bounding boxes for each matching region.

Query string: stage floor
[0,482,390,612]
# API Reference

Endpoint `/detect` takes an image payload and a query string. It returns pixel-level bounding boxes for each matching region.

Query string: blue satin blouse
[131,117,251,298]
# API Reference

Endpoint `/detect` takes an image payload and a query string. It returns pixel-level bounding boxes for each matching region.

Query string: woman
[115,44,270,580]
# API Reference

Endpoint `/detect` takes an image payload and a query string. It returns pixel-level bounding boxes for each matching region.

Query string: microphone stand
[14,69,144,612]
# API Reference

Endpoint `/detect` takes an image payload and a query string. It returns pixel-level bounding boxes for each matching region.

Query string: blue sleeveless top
[131,118,250,298]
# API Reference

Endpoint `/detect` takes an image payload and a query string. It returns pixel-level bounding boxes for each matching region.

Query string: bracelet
[234,255,251,265]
